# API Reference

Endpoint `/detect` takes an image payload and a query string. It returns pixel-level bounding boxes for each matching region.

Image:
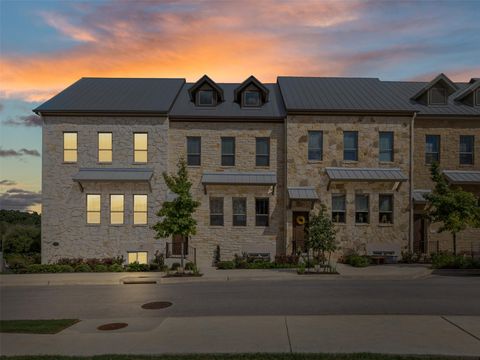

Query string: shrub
[152,251,165,267]
[233,254,248,269]
[431,253,480,269]
[184,262,196,271]
[149,263,159,271]
[108,263,124,272]
[94,264,108,272]
[58,265,74,273]
[74,264,92,272]
[2,225,41,254]
[214,245,221,265]
[24,264,73,273]
[345,254,371,267]
[297,264,306,274]
[217,261,234,269]
[5,253,40,271]
[401,251,419,264]
[126,262,149,272]
[170,262,181,271]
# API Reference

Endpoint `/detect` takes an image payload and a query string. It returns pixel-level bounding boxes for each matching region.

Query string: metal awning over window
[201,171,276,194]
[325,167,408,191]
[413,189,431,204]
[288,187,319,209]
[443,170,480,184]
[73,168,153,191]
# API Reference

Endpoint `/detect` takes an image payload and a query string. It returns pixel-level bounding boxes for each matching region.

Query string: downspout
[409,112,417,252]
[283,114,288,255]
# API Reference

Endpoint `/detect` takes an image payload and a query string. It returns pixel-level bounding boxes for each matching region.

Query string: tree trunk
[453,232,457,255]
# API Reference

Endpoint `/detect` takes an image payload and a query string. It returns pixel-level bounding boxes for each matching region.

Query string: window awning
[325,167,407,191]
[288,187,319,209]
[201,171,276,194]
[443,170,480,184]
[413,189,431,204]
[73,168,153,191]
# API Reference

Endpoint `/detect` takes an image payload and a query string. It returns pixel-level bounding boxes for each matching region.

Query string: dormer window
[411,73,457,106]
[243,90,261,107]
[197,90,216,106]
[476,89,480,106]
[429,87,447,105]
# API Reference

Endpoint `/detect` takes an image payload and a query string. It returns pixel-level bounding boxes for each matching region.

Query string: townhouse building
[34,73,480,265]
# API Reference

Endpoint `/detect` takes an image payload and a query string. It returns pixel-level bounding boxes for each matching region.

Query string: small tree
[306,205,337,271]
[425,162,480,255]
[152,159,200,267]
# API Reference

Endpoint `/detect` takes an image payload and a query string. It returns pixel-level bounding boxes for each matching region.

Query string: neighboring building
[34,73,480,265]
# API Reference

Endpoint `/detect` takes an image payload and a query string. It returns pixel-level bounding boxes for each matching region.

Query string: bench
[366,243,400,264]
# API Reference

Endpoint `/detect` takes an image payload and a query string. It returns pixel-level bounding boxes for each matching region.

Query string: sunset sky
[1,0,479,213]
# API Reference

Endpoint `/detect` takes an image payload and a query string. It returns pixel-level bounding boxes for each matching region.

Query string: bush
[431,253,480,269]
[217,261,235,269]
[170,262,181,271]
[401,251,419,264]
[58,265,74,273]
[94,264,108,272]
[5,253,40,271]
[233,254,248,269]
[24,264,73,273]
[126,262,149,272]
[108,263,124,272]
[152,251,165,267]
[2,225,41,254]
[184,262,196,271]
[345,254,371,267]
[74,264,92,272]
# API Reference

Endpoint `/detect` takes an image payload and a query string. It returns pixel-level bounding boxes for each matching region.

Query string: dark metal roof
[410,73,458,100]
[413,189,431,203]
[326,167,408,181]
[278,76,480,116]
[34,78,184,114]
[443,170,480,184]
[288,187,319,200]
[201,171,277,185]
[72,168,153,182]
[170,83,286,120]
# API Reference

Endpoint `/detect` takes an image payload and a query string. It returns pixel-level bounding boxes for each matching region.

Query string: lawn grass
[0,354,469,360]
[0,319,79,334]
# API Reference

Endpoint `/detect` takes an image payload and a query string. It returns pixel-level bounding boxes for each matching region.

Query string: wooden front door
[293,212,309,254]
[172,235,188,256]
[413,214,426,253]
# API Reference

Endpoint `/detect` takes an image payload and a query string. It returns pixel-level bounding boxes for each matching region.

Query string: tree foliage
[306,206,337,263]
[425,162,480,254]
[152,159,200,239]
[0,210,41,253]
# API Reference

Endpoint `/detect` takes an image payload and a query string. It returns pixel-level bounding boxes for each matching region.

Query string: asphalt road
[1,276,479,320]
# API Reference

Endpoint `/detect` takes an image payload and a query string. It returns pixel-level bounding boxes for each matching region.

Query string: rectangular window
[232,198,247,226]
[210,197,224,226]
[344,131,358,161]
[256,137,270,166]
[476,89,480,106]
[308,131,323,161]
[429,87,447,105]
[425,135,440,164]
[221,137,235,166]
[63,132,77,162]
[98,132,112,163]
[133,194,148,225]
[187,137,201,166]
[255,198,269,226]
[332,194,346,223]
[379,132,394,162]
[198,90,215,106]
[379,194,393,224]
[355,194,369,224]
[243,91,261,107]
[86,194,101,224]
[460,135,474,165]
[128,251,148,264]
[133,133,148,163]
[110,194,124,225]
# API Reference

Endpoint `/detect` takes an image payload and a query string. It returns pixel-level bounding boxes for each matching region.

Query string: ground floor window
[110,194,124,224]
[210,197,224,226]
[255,198,269,226]
[332,194,346,223]
[128,251,148,264]
[86,194,101,224]
[379,194,393,224]
[133,194,148,225]
[355,194,369,224]
[232,197,247,226]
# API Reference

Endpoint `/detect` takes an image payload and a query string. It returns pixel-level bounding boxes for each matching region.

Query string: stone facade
[285,115,412,256]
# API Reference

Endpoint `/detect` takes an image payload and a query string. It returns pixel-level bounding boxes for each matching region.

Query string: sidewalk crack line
[284,316,293,353]
[441,316,480,342]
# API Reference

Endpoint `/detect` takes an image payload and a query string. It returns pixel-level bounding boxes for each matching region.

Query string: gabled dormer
[234,75,269,107]
[454,78,480,107]
[411,73,458,106]
[188,75,224,107]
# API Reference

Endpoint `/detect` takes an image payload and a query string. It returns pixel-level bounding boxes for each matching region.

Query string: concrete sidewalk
[1,315,479,356]
[0,264,433,286]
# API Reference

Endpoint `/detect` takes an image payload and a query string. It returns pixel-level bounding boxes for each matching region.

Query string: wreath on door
[296,215,306,225]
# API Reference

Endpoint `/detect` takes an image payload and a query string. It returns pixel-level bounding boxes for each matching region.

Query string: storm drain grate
[97,323,128,331]
[141,301,172,309]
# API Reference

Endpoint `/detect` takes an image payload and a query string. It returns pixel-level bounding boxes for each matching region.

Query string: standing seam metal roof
[325,167,408,181]
[201,172,277,185]
[72,168,154,182]
[443,170,480,184]
[288,187,319,200]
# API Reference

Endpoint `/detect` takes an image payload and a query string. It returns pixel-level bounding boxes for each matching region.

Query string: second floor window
[221,137,235,166]
[379,194,393,224]
[133,133,148,163]
[63,132,77,163]
[243,91,261,107]
[98,132,112,163]
[187,137,201,166]
[232,198,247,226]
[332,194,346,223]
[425,135,440,164]
[256,137,270,166]
[197,90,215,106]
[355,194,369,224]
[379,132,394,162]
[344,131,358,161]
[476,89,480,106]
[255,198,269,226]
[210,197,224,226]
[460,135,474,165]
[86,194,101,224]
[110,194,124,225]
[308,131,323,161]
[133,194,147,225]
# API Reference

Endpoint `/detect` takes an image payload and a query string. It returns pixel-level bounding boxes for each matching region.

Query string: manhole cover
[97,322,128,331]
[141,301,172,309]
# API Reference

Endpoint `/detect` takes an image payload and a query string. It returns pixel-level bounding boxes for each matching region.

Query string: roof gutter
[33,110,169,117]
[286,109,415,117]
